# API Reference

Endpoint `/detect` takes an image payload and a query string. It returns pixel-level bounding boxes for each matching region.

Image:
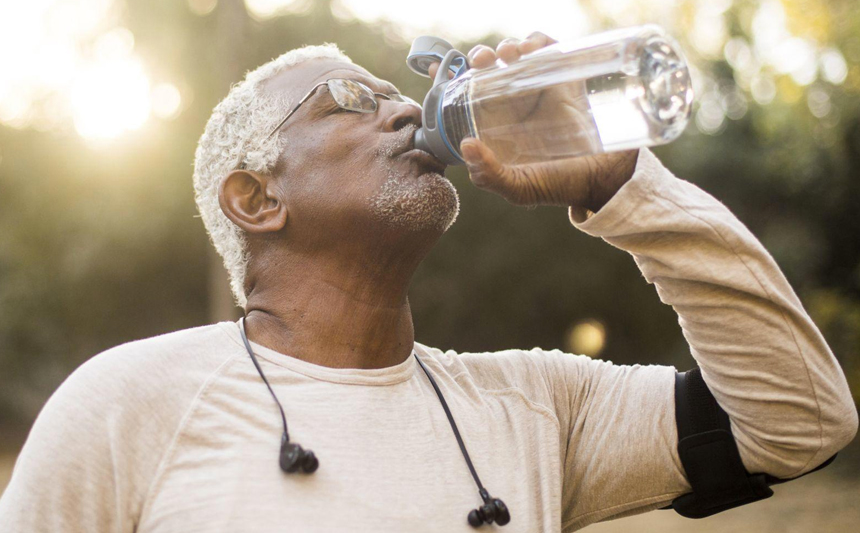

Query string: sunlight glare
[94,27,135,61]
[819,48,848,85]
[566,320,606,357]
[0,89,32,128]
[695,91,726,135]
[750,73,777,105]
[806,87,831,118]
[751,0,790,52]
[71,58,151,139]
[44,0,114,39]
[336,0,591,43]
[690,4,727,58]
[244,0,307,20]
[151,83,182,120]
[188,0,218,16]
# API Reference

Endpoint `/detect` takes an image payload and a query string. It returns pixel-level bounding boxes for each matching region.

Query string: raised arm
[455,33,857,482]
[444,31,857,530]
[566,147,858,479]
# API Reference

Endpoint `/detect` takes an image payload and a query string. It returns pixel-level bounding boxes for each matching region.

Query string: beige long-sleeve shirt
[0,147,856,532]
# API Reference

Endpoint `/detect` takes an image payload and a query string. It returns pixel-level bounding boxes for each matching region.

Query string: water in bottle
[411,25,694,166]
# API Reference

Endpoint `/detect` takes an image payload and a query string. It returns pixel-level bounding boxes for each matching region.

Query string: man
[0,33,856,532]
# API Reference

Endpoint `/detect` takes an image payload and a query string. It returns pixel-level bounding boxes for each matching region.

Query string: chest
[136,378,564,532]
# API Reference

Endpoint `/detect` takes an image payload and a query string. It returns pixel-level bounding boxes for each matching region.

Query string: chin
[368,170,460,233]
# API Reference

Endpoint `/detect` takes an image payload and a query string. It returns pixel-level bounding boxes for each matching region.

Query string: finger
[468,44,496,69]
[426,61,454,81]
[461,138,593,206]
[460,138,516,196]
[519,31,558,55]
[496,37,522,64]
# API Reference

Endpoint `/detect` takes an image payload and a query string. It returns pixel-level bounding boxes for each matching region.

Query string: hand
[431,32,639,212]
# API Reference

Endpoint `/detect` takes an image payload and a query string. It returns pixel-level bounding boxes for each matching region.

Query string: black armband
[664,368,837,519]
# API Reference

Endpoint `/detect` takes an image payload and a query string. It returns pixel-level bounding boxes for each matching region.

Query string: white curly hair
[193,44,353,308]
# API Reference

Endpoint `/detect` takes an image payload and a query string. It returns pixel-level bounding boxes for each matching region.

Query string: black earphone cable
[237,317,508,526]
[413,352,486,496]
[239,317,290,441]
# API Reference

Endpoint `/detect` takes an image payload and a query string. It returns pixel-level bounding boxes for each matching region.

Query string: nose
[382,100,422,132]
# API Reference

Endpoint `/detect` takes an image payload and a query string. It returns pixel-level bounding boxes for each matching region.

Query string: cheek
[283,118,391,222]
[318,114,368,149]
[292,156,385,227]
[314,123,388,190]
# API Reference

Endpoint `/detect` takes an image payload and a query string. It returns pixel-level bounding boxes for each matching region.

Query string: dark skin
[219,33,638,370]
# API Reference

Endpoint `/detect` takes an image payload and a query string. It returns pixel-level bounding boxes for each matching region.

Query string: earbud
[242,316,513,522]
[240,318,320,475]
[279,436,319,474]
[467,490,510,527]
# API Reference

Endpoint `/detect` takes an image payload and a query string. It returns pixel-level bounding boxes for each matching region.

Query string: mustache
[377,123,418,158]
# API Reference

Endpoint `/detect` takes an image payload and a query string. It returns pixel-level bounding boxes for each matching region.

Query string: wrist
[581,149,639,213]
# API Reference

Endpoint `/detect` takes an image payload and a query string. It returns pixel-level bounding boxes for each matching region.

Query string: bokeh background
[1,0,858,530]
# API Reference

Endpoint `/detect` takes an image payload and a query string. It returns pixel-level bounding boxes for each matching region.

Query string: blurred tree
[0,0,858,446]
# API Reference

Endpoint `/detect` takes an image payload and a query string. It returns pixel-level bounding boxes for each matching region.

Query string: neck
[242,232,435,369]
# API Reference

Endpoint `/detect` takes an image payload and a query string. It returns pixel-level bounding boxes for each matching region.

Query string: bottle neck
[438,74,475,161]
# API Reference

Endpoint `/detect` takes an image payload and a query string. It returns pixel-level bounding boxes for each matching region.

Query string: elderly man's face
[262,59,459,239]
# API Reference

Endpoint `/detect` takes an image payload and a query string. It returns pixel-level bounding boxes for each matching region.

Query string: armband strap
[665,368,837,519]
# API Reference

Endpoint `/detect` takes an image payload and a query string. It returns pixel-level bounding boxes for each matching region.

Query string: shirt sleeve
[0,327,237,533]
[558,147,858,529]
[0,354,136,533]
[447,346,684,531]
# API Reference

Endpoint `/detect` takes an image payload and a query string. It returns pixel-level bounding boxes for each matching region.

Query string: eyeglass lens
[327,79,421,112]
[328,79,378,113]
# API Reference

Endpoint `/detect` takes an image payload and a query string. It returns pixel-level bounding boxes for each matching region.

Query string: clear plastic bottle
[416,25,693,166]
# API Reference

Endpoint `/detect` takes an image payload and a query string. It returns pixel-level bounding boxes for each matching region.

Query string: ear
[219,169,288,234]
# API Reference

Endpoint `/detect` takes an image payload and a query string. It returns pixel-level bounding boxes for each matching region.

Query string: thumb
[460,138,520,197]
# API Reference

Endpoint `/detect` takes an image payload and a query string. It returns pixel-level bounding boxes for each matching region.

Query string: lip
[399,148,447,174]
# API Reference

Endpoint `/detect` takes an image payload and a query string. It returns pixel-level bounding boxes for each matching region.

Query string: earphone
[238,319,318,474]
[239,317,510,527]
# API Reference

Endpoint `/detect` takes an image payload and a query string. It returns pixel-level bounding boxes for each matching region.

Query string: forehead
[262,59,398,101]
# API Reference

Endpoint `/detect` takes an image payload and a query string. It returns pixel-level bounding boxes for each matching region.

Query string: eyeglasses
[265,78,420,140]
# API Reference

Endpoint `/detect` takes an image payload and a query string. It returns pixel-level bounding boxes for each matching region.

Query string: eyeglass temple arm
[265,82,328,140]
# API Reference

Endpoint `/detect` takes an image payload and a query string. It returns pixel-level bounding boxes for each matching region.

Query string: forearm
[570,148,858,478]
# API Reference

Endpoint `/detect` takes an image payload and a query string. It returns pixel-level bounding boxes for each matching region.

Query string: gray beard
[368,169,460,233]
[369,124,460,232]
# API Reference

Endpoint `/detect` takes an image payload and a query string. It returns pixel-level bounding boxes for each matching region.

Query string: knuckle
[467,169,490,188]
[526,31,557,46]
[510,170,538,206]
[468,44,492,60]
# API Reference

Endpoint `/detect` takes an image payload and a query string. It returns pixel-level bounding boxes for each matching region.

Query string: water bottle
[407,24,694,166]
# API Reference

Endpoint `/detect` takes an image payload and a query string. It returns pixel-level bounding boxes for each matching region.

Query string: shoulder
[35,321,245,439]
[0,323,246,528]
[25,321,248,461]
[84,321,240,372]
[56,322,243,409]
[77,321,241,381]
[414,343,608,416]
[414,342,671,414]
[416,342,598,388]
